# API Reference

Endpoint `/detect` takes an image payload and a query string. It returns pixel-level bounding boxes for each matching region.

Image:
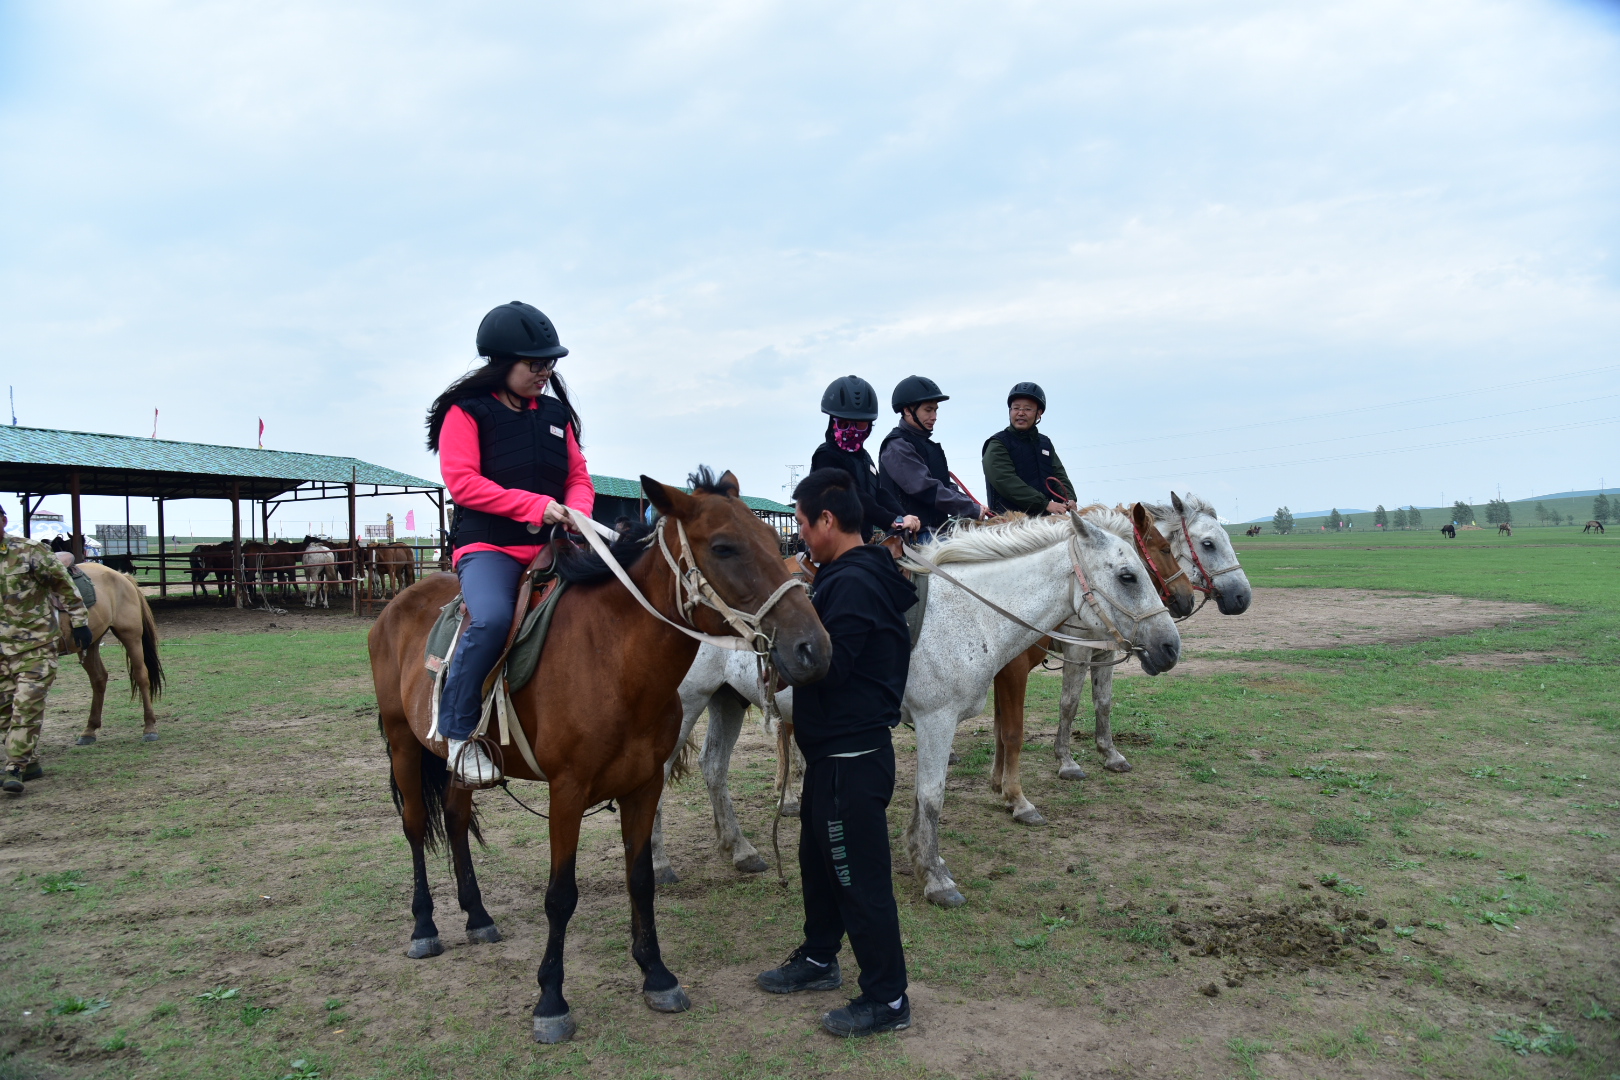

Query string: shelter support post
[18,493,29,538]
[348,470,357,616]
[434,489,447,567]
[70,471,83,561]
[157,498,167,598]
[232,481,243,610]
[261,500,270,543]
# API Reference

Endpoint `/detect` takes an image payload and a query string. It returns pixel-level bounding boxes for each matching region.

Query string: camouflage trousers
[1,650,58,765]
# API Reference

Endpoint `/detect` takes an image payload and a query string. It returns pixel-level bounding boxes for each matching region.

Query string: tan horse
[55,563,164,744]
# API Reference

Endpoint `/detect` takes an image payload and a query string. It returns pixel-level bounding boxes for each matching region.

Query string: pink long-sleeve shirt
[440,395,596,566]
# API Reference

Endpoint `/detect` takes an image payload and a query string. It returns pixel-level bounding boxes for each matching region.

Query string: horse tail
[137,591,164,699]
[381,721,482,855]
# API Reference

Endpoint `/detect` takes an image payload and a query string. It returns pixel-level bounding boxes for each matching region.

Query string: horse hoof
[926,885,967,909]
[404,936,444,959]
[142,733,161,742]
[643,985,691,1013]
[1103,760,1131,773]
[779,802,800,818]
[532,1011,577,1043]
[654,865,680,887]
[1058,764,1087,781]
[1013,808,1047,826]
[466,924,502,944]
[75,736,96,746]
[735,854,768,874]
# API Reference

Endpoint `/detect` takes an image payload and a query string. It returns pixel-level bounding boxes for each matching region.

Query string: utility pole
[783,465,806,497]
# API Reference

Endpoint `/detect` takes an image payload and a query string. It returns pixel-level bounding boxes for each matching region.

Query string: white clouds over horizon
[2,0,1616,531]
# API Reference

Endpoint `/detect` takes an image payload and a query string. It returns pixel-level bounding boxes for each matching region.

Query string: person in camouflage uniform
[0,505,93,795]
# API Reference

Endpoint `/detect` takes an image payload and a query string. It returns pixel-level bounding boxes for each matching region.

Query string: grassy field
[0,531,1615,1078]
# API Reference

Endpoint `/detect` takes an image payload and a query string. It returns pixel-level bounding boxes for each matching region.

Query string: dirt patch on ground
[1036,587,1556,680]
[145,599,369,636]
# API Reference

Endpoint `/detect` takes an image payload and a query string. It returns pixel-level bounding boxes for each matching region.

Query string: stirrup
[447,736,504,790]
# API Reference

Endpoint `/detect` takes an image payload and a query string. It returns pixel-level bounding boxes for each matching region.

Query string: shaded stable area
[0,425,443,614]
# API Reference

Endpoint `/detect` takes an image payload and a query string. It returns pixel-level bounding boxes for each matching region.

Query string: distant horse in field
[1441,524,1457,539]
[1584,520,1606,534]
[54,563,164,744]
[1498,523,1512,536]
[369,470,827,1043]
[371,543,416,598]
[1245,525,1262,537]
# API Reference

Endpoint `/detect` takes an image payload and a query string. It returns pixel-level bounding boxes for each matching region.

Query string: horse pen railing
[109,543,448,615]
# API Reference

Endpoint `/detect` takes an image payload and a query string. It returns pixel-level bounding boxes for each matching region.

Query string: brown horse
[1584,520,1605,534]
[1498,523,1512,536]
[1441,524,1457,539]
[368,470,828,1044]
[1245,524,1262,537]
[986,503,1199,824]
[54,563,164,743]
[370,542,416,597]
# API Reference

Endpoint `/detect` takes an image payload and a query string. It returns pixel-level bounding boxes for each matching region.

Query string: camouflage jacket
[0,532,88,658]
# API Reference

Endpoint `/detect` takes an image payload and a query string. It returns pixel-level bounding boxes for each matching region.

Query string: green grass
[1,528,1615,1077]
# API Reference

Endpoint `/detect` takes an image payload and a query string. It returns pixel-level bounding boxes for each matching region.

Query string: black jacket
[449,394,570,547]
[793,544,916,762]
[810,440,906,538]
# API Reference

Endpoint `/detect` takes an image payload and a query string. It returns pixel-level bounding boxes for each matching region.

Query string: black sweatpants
[798,739,908,1003]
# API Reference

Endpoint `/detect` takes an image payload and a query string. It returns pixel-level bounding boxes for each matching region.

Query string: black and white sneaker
[822,994,911,1037]
[756,947,842,994]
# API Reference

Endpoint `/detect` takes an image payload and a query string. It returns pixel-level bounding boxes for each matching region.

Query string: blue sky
[2,0,1617,535]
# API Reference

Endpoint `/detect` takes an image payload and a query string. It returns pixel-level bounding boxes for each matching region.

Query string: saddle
[424,552,568,781]
[69,566,96,610]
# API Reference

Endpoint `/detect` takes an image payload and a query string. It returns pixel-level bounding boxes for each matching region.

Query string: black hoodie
[793,543,917,762]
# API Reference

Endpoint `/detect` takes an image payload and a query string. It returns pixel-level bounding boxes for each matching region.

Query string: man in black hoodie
[756,467,917,1037]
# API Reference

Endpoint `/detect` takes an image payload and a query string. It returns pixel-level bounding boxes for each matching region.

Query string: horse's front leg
[620,775,690,1013]
[534,787,584,1043]
[1054,646,1092,780]
[700,691,766,874]
[905,708,965,908]
[75,643,107,746]
[991,658,1044,825]
[445,786,501,943]
[1092,660,1130,772]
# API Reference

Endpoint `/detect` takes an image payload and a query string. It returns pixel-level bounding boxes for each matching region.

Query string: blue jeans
[440,550,525,741]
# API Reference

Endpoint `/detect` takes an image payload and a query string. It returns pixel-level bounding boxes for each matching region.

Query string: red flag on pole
[405,510,416,532]
[258,418,264,449]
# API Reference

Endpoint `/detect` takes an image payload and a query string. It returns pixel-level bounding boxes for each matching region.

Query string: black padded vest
[878,423,954,530]
[983,427,1060,514]
[449,394,571,548]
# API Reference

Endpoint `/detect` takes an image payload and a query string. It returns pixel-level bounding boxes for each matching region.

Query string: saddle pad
[425,598,464,673]
[70,566,96,610]
[906,571,928,648]
[423,578,569,690]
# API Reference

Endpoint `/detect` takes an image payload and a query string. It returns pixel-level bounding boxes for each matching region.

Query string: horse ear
[1170,491,1186,515]
[642,476,695,518]
[715,470,741,498]
[1068,509,1093,540]
[1131,502,1153,536]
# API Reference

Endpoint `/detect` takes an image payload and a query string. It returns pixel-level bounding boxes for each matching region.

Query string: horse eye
[1119,570,1136,584]
[710,543,739,558]
[1202,539,1216,549]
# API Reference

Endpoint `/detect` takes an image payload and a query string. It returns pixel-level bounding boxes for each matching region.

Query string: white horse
[301,542,337,608]
[1053,491,1254,779]
[654,509,1181,906]
[649,645,804,884]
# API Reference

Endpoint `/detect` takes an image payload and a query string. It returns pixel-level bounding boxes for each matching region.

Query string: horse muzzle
[772,627,831,687]
[1136,637,1180,676]
[1215,581,1252,616]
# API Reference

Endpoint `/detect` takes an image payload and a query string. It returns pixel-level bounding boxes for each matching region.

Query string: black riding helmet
[891,375,949,412]
[821,375,880,421]
[1008,381,1046,410]
[476,301,569,361]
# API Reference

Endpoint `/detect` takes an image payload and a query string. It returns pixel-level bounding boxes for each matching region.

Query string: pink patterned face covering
[832,418,872,453]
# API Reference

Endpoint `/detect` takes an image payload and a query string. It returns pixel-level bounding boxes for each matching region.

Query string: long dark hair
[425,357,584,452]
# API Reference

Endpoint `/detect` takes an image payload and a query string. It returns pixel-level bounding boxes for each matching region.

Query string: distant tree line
[1261,493,1611,535]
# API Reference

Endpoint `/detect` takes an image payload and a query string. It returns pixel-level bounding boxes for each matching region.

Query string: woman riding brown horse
[369,469,829,1043]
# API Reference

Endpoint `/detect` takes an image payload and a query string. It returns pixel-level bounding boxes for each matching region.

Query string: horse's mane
[551,466,737,586]
[553,521,655,585]
[1143,491,1217,532]
[913,508,1131,567]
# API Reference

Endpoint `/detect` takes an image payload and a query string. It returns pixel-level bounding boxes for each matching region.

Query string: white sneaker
[445,738,502,785]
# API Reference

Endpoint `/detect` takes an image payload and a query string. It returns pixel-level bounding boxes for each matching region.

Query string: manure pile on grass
[1172,896,1395,976]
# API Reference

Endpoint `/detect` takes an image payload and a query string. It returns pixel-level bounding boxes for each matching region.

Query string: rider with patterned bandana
[425,302,596,786]
[809,376,920,540]
[981,381,1074,516]
[876,376,985,534]
[0,505,92,795]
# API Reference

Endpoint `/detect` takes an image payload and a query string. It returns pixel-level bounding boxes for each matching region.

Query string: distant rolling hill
[1244,490,1611,531]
